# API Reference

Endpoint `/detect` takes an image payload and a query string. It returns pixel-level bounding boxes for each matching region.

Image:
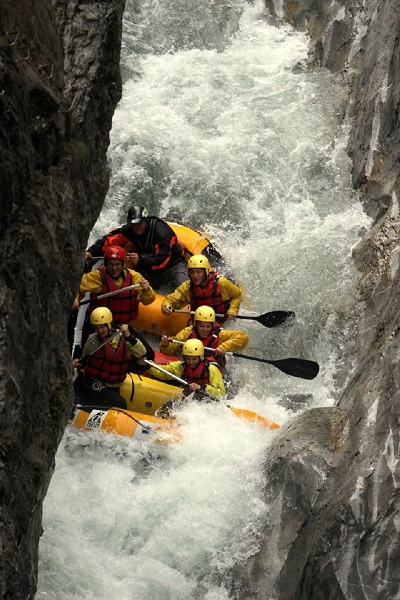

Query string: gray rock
[0,0,124,597]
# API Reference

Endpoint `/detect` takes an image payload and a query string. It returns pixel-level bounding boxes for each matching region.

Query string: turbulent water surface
[37,1,370,598]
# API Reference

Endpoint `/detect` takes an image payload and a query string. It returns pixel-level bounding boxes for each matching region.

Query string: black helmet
[127,205,149,224]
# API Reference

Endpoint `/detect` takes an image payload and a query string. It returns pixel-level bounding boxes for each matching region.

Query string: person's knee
[115,397,127,409]
[146,347,155,360]
[108,390,127,410]
[172,263,189,286]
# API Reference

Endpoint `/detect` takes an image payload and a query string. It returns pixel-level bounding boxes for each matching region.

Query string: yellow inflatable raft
[70,223,281,440]
[68,405,181,445]
[68,400,279,447]
[68,370,279,443]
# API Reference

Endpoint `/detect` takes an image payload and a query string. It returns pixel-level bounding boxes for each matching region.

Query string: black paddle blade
[256,310,295,328]
[231,353,319,380]
[267,358,319,380]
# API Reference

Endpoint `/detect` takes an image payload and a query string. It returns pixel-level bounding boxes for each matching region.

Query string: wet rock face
[0,0,124,597]
[244,2,400,599]
[265,0,400,219]
[265,0,352,73]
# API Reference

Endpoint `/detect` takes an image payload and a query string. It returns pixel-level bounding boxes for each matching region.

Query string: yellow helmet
[194,305,215,323]
[187,254,212,274]
[90,307,113,327]
[182,339,204,358]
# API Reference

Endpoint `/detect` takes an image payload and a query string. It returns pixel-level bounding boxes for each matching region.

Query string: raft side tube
[168,222,211,257]
[133,294,190,336]
[120,372,183,415]
[68,406,181,444]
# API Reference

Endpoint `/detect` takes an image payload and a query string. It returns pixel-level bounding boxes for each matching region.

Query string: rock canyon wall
[237,2,400,598]
[0,1,124,597]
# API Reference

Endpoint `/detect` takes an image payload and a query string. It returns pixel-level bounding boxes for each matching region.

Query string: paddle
[144,359,188,387]
[172,309,295,328]
[81,328,122,360]
[79,284,141,306]
[229,353,319,380]
[169,339,319,380]
[144,359,279,430]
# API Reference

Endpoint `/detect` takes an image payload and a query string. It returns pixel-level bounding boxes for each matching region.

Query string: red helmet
[104,246,126,261]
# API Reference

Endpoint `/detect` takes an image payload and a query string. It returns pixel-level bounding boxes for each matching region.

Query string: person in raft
[84,205,188,292]
[148,338,226,401]
[71,245,156,363]
[161,254,242,322]
[73,307,147,409]
[160,305,249,371]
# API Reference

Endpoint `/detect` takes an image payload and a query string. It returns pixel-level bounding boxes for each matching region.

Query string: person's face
[195,320,213,338]
[184,355,201,369]
[106,259,124,279]
[130,221,146,235]
[93,324,109,338]
[189,268,207,286]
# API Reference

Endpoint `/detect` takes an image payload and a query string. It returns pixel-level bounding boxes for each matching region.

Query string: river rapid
[37,1,371,598]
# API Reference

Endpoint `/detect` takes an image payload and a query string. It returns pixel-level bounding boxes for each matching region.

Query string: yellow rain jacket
[161,276,242,317]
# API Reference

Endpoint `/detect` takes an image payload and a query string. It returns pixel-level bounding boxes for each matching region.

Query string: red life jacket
[95,266,139,323]
[189,272,230,318]
[189,323,227,369]
[181,358,222,388]
[181,360,211,387]
[85,334,129,385]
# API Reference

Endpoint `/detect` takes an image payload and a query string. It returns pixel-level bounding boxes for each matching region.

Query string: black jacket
[87,217,185,271]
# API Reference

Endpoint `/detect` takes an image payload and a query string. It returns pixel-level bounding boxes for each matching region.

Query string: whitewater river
[37,1,371,598]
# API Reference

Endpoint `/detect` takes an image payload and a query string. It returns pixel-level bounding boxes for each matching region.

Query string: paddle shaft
[172,308,294,328]
[173,309,231,319]
[83,329,122,359]
[79,284,141,306]
[144,359,187,386]
[173,309,259,319]
[168,340,319,380]
[170,339,214,351]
